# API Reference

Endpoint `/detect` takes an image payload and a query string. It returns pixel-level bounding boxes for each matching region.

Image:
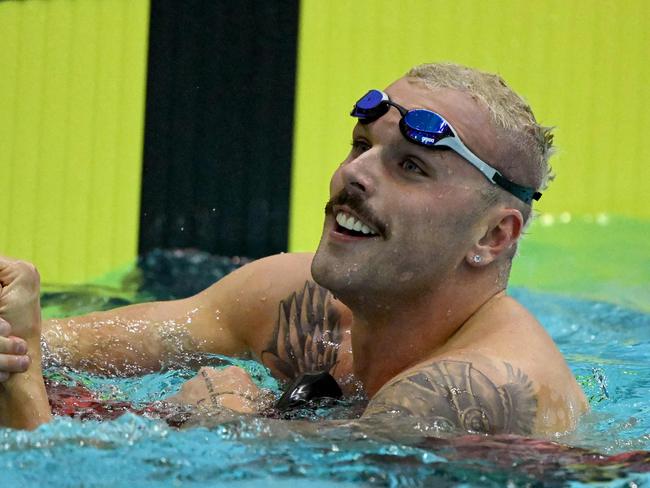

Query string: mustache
[324,189,387,236]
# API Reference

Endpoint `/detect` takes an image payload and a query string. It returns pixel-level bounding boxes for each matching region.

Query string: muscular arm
[41,293,242,375]
[174,359,539,438]
[40,253,319,376]
[362,359,538,436]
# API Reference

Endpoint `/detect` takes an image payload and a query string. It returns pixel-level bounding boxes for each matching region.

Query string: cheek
[392,200,474,249]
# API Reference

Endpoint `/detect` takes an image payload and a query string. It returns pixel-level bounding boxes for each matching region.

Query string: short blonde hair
[407,63,554,194]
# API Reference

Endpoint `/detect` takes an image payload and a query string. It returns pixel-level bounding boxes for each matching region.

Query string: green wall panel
[0,0,150,283]
[290,0,650,252]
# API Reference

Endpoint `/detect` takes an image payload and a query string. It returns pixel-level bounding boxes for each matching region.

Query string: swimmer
[0,63,588,433]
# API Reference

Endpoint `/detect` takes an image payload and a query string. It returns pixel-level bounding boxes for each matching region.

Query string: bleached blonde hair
[407,63,555,196]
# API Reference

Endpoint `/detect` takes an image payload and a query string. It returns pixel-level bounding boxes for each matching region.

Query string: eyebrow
[352,122,449,170]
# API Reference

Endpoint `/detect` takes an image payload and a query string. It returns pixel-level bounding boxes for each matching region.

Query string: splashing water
[2,248,649,487]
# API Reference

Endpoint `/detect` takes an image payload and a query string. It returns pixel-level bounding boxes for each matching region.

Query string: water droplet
[540,214,555,226]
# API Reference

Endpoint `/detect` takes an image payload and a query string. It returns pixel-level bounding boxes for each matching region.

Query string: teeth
[335,211,377,235]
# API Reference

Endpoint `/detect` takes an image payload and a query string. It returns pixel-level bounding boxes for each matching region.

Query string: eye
[399,159,426,176]
[350,139,371,154]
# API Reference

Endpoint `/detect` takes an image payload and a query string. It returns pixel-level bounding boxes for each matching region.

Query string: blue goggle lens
[349,89,542,204]
[403,110,450,137]
[356,90,385,110]
[401,110,455,146]
[350,90,389,121]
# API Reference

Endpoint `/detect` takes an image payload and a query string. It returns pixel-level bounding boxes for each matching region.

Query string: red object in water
[45,379,190,427]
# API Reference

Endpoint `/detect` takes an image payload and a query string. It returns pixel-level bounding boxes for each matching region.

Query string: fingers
[0,318,28,355]
[0,317,30,379]
[0,352,30,373]
[0,257,40,287]
[0,336,28,355]
[0,256,13,284]
[0,255,11,269]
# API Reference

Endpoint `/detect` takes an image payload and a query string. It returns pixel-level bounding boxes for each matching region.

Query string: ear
[465,208,524,267]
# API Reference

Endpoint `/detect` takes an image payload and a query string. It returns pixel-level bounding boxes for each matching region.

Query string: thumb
[0,255,13,270]
[0,256,15,285]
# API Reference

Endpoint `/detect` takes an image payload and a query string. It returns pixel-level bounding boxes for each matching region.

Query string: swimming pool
[1,217,648,487]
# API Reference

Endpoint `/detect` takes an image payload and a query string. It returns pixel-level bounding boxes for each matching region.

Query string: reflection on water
[1,248,649,487]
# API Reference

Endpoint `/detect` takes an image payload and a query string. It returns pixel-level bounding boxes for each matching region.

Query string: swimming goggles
[350,89,542,204]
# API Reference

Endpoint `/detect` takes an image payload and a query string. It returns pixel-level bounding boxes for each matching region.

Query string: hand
[0,256,42,341]
[0,317,30,382]
[167,366,272,414]
[0,257,51,429]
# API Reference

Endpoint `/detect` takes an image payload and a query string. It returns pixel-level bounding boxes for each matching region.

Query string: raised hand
[0,256,51,429]
[0,256,42,342]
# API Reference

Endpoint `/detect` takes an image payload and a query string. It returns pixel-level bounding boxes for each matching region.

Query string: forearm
[0,337,52,430]
[42,303,177,374]
[41,296,246,375]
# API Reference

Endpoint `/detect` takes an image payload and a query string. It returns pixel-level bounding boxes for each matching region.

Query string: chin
[311,246,339,292]
[311,247,386,306]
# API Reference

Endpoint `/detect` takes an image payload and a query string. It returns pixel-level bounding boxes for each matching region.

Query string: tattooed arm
[169,355,540,437]
[167,366,274,414]
[362,359,538,436]
[178,358,539,439]
[38,253,321,375]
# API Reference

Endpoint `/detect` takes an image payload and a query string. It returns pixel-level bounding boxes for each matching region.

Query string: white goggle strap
[436,137,501,184]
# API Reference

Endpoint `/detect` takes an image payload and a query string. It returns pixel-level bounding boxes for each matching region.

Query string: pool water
[1,217,649,487]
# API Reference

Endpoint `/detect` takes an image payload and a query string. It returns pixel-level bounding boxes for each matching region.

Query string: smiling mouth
[334,211,379,238]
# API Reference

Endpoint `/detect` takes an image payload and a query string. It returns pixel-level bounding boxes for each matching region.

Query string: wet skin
[312,78,503,306]
[249,78,586,433]
[311,78,527,396]
[0,78,588,435]
[310,77,587,432]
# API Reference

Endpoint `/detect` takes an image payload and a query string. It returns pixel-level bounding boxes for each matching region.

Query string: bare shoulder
[465,296,589,425]
[197,252,316,312]
[363,354,538,435]
[364,296,588,436]
[197,253,353,382]
[445,295,587,403]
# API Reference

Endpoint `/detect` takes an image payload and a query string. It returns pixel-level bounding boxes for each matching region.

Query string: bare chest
[249,281,357,393]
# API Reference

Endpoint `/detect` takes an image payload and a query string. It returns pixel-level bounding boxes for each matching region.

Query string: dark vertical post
[139,0,299,258]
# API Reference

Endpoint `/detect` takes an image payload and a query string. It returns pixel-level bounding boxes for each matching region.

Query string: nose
[339,148,379,196]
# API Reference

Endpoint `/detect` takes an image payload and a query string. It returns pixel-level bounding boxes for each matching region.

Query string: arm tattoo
[364,360,537,435]
[199,370,259,408]
[201,369,221,407]
[261,281,343,380]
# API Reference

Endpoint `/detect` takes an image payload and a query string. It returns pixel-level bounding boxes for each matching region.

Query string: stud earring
[473,255,482,264]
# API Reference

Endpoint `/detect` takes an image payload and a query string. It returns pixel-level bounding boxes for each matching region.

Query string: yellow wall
[290,0,650,252]
[0,0,150,283]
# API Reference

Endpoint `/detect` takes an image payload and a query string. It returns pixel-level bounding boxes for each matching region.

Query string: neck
[347,270,504,398]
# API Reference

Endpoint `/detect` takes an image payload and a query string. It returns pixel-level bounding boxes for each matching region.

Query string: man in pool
[0,63,588,433]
